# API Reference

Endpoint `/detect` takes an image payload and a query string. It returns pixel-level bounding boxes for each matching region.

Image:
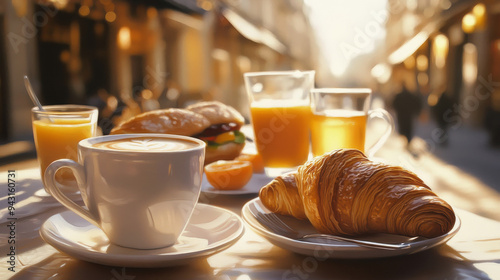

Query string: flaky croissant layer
[259,149,456,238]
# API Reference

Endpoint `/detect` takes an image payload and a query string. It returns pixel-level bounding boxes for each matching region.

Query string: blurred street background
[0,0,499,195]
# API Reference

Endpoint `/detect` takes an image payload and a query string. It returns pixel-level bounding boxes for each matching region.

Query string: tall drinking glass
[310,88,394,158]
[32,105,98,192]
[244,70,315,176]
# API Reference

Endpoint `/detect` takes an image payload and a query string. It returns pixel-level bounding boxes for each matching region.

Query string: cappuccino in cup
[92,136,199,152]
[44,134,206,249]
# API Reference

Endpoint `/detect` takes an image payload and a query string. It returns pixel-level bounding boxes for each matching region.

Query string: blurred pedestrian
[485,96,500,147]
[431,90,453,146]
[392,84,422,145]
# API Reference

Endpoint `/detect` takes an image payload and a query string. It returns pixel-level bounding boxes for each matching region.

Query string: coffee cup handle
[366,108,395,158]
[44,159,99,227]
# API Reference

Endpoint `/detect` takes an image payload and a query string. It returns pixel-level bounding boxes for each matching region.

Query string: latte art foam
[93,137,199,152]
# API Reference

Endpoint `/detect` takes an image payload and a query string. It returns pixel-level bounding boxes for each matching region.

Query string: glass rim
[310,88,372,95]
[243,70,315,78]
[79,133,206,154]
[31,105,98,115]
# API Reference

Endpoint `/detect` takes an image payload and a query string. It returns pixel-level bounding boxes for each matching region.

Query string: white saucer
[201,173,273,195]
[40,204,245,267]
[242,198,461,259]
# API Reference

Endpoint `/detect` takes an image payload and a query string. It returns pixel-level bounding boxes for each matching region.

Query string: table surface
[1,153,500,280]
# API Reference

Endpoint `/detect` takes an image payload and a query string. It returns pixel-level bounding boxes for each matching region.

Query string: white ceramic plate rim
[40,203,245,267]
[242,197,461,259]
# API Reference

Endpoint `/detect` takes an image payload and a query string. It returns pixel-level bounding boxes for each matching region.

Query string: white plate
[40,204,245,267]
[242,198,461,259]
[201,173,273,195]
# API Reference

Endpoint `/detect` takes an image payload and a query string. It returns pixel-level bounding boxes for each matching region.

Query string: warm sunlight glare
[304,0,388,77]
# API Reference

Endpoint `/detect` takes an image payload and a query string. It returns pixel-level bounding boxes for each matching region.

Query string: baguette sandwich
[110,101,246,164]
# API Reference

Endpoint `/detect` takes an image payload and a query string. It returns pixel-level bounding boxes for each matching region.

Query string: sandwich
[110,101,246,164]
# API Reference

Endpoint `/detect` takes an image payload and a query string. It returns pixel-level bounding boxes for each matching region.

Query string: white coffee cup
[44,134,206,249]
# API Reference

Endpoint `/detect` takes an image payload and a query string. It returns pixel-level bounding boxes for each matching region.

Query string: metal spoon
[24,75,44,111]
[25,75,53,122]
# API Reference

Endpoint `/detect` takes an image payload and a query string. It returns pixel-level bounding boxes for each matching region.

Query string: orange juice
[33,118,96,184]
[250,101,310,167]
[311,110,367,156]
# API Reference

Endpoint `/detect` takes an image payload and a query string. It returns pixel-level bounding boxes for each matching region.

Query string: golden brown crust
[186,101,245,126]
[110,108,210,136]
[260,149,456,238]
[259,172,307,220]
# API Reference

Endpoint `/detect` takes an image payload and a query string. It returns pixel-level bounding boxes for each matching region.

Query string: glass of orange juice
[310,88,394,158]
[32,105,98,192]
[244,70,315,176]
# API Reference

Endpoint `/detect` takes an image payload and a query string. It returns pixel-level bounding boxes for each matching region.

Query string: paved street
[413,120,500,192]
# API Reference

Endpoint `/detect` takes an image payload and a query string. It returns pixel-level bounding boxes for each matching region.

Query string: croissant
[259,172,307,220]
[259,149,456,238]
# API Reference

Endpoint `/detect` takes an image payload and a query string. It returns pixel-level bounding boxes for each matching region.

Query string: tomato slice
[195,122,241,138]
[199,135,217,142]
